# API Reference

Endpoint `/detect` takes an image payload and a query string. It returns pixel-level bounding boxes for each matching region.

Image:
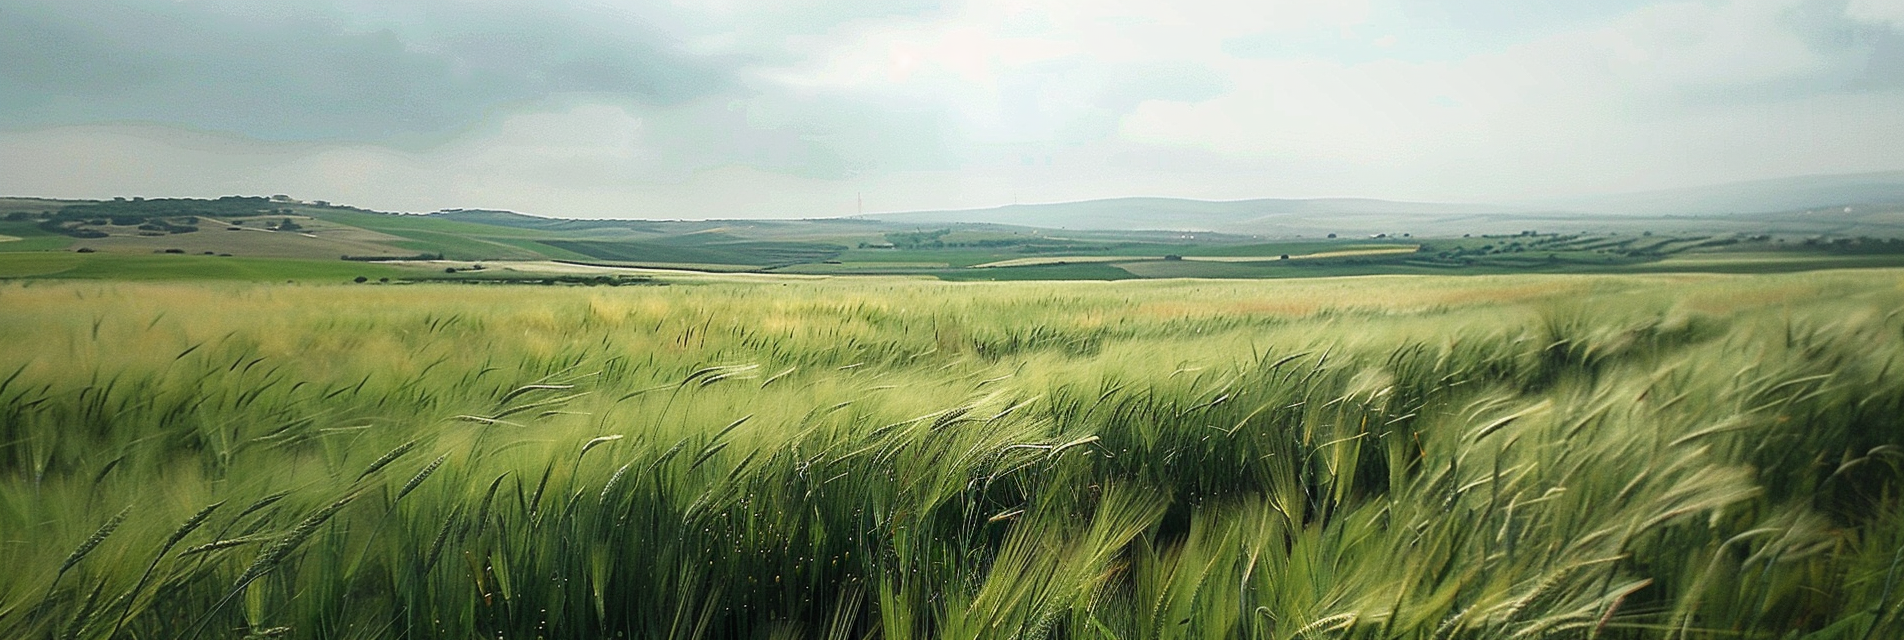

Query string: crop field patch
[543,239,848,267]
[5,271,1904,639]
[0,252,428,281]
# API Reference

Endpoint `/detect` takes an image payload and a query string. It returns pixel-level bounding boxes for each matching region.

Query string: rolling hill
[866,196,1904,237]
[1541,171,1904,216]
[866,197,1524,235]
[5,170,1904,282]
[864,172,1904,236]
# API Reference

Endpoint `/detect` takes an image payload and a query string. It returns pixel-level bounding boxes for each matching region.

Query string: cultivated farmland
[3,272,1903,639]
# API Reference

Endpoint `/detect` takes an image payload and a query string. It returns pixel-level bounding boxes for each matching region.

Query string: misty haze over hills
[14,170,1901,240]
[1540,171,1904,217]
[851,171,1904,236]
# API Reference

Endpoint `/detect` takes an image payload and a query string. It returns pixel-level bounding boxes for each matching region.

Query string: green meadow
[3,271,1903,639]
[0,253,427,282]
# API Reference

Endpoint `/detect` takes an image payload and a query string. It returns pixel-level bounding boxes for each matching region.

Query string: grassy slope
[0,232,74,253]
[303,208,566,260]
[0,252,428,281]
[1175,241,1415,257]
[3,272,1904,639]
[544,239,847,268]
[932,262,1141,280]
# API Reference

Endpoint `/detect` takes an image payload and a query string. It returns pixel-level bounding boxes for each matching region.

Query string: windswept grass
[1,271,1902,639]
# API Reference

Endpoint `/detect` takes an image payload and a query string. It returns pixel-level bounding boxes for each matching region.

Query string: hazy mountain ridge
[1536,171,1904,216]
[9,171,1903,239]
[867,197,1526,234]
[861,172,1904,236]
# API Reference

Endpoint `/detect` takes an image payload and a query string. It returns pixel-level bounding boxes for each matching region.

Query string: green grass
[1176,241,1412,257]
[932,262,1140,280]
[4,272,1904,639]
[1628,251,1904,273]
[840,248,1020,267]
[0,235,75,252]
[380,229,554,261]
[0,221,75,252]
[545,239,847,268]
[0,252,426,281]
[1113,259,1295,278]
[840,241,1200,268]
[488,237,597,261]
[304,208,567,239]
[24,197,1904,281]
[303,209,568,260]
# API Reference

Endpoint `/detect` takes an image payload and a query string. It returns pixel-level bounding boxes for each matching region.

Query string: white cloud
[1110,0,1904,198]
[2,0,1901,212]
[1847,0,1904,30]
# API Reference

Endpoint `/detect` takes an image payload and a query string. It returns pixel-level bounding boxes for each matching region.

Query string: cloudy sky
[2,0,1902,218]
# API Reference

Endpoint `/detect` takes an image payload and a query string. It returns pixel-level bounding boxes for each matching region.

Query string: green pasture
[0,253,425,282]
[0,221,75,252]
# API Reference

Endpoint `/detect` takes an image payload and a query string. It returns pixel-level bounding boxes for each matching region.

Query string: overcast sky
[2,0,1902,218]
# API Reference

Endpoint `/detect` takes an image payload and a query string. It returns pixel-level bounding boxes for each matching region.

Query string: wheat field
[2,271,1902,639]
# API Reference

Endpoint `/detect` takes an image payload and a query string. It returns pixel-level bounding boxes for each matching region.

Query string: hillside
[3,187,1904,282]
[868,197,1525,234]
[1543,170,1904,216]
[870,190,1904,237]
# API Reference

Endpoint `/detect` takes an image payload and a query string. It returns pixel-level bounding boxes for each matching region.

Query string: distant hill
[865,197,1698,237]
[1541,171,1904,216]
[428,209,674,233]
[868,197,1526,235]
[9,191,1904,282]
[862,172,1904,236]
[8,169,1904,273]
[428,208,898,239]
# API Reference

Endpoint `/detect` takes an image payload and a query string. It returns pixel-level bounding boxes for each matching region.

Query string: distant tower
[857,192,863,216]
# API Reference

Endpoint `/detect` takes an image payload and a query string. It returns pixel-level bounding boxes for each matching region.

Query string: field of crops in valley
[3,271,1904,639]
[12,197,1904,283]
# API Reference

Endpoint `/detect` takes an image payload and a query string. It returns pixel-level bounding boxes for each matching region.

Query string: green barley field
[3,271,1903,639]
